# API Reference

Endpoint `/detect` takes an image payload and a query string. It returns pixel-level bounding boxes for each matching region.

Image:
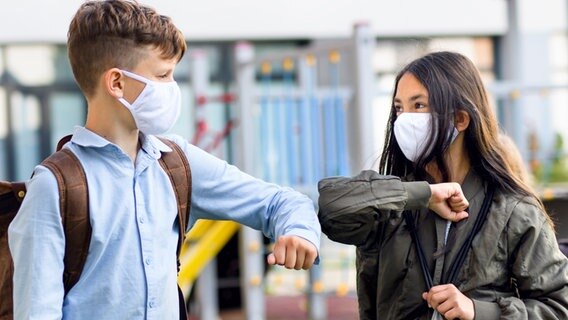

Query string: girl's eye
[416,103,426,109]
[394,105,403,114]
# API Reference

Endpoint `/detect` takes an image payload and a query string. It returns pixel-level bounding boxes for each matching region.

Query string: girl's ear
[103,68,125,99]
[454,110,470,132]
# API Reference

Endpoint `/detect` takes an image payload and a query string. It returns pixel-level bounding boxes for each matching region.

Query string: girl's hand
[422,284,475,320]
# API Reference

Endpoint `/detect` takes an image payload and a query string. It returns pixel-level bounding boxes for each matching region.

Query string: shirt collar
[461,168,485,202]
[71,126,112,148]
[140,134,173,159]
[70,126,173,159]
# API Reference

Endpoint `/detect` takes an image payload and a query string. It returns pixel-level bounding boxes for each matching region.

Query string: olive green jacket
[318,170,568,319]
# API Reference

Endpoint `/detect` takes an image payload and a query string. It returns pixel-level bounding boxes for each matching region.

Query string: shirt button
[139,217,145,224]
[149,301,155,308]
[145,258,152,265]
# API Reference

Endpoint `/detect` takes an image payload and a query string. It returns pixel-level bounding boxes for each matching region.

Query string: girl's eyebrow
[409,94,428,101]
[394,93,428,103]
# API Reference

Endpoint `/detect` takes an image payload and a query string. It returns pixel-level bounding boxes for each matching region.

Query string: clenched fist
[267,235,318,270]
[428,183,469,222]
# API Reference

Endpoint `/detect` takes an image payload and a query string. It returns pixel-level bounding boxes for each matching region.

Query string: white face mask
[118,70,181,135]
[393,112,458,162]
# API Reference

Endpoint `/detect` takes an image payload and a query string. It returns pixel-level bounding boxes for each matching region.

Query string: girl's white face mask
[118,70,181,135]
[393,112,458,162]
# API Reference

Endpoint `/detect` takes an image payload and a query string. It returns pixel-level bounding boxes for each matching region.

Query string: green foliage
[548,133,568,183]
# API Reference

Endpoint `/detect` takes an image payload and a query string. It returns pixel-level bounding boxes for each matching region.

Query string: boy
[8,1,320,318]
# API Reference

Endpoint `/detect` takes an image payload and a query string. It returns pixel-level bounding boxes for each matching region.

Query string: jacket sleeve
[473,200,568,319]
[317,170,430,247]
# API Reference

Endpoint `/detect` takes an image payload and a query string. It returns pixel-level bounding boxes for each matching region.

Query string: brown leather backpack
[0,135,191,320]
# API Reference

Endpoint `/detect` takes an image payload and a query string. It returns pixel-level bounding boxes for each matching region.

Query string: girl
[318,51,568,319]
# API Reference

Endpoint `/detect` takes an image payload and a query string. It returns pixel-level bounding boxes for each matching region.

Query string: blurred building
[2,0,567,182]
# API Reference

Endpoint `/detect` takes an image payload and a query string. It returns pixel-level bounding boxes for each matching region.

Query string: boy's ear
[103,68,125,98]
[454,110,470,132]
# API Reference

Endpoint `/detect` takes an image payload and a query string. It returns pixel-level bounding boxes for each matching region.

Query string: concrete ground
[189,295,359,320]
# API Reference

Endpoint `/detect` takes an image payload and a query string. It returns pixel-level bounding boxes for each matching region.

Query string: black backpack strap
[444,185,495,284]
[156,138,191,320]
[405,185,496,290]
[42,147,91,295]
[403,211,434,289]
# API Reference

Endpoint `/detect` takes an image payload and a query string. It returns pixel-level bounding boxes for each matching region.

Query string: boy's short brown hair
[67,0,186,97]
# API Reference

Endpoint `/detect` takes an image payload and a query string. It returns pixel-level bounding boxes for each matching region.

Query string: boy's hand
[267,235,318,270]
[422,284,475,320]
[428,183,469,222]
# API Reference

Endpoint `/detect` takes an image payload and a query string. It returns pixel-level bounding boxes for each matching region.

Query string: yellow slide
[177,220,240,295]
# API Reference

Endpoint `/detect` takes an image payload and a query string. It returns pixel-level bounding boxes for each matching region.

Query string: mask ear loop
[116,69,152,109]
[120,69,151,85]
[431,115,459,156]
[448,112,460,143]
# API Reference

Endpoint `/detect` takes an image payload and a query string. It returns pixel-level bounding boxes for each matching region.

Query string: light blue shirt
[8,127,321,320]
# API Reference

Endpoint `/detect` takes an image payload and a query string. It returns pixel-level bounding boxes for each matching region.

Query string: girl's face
[393,73,431,116]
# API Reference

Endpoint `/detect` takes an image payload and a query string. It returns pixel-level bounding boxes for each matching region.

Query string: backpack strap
[156,138,191,320]
[403,211,434,289]
[404,184,495,290]
[41,148,91,295]
[443,185,495,284]
[156,138,192,260]
[56,135,73,152]
[0,181,26,216]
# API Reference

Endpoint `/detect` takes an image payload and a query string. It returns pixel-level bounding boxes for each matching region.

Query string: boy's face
[122,46,179,103]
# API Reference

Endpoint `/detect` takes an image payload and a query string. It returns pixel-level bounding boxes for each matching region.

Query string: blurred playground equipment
[182,23,375,320]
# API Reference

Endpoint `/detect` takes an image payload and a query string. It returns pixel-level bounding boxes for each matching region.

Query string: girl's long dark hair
[379,51,552,227]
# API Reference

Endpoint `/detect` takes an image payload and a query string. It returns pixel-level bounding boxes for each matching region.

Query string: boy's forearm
[268,187,321,250]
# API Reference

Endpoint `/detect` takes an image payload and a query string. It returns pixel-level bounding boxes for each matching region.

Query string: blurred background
[2,0,568,319]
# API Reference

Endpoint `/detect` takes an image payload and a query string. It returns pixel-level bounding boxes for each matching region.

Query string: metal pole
[219,43,235,162]
[3,86,16,181]
[499,0,555,180]
[349,22,376,173]
[190,49,209,147]
[1,46,16,180]
[297,55,316,186]
[189,50,220,320]
[196,260,219,320]
[233,41,266,320]
[38,92,51,157]
[298,55,327,320]
[498,0,522,145]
